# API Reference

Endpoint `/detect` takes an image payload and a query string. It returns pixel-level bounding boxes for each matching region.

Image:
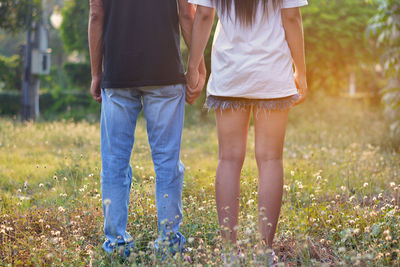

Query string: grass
[0,94,399,266]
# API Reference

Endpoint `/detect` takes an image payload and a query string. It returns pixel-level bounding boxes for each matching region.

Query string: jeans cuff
[154,232,186,255]
[102,238,135,257]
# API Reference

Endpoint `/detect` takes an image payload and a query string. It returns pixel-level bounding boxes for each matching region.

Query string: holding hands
[184,5,215,105]
[185,60,206,105]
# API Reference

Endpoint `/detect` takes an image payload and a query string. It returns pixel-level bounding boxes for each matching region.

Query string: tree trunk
[21,11,33,121]
[349,72,356,96]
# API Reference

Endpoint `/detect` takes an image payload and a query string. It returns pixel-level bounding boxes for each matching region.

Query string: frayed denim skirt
[205,94,300,111]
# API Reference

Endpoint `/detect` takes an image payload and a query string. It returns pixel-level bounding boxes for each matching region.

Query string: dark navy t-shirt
[101,0,186,88]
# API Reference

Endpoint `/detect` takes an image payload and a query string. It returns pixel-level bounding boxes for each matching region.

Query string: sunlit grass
[0,95,399,266]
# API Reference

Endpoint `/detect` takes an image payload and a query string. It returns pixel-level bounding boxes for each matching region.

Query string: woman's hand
[185,60,206,105]
[185,67,200,105]
[282,7,307,106]
[294,72,308,106]
[185,5,214,105]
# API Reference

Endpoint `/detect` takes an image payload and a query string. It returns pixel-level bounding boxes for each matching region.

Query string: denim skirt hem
[205,94,300,111]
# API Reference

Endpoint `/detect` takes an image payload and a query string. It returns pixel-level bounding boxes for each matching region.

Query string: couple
[88,0,308,262]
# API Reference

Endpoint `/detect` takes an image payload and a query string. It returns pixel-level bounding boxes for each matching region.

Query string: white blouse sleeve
[188,0,215,8]
[282,0,308,9]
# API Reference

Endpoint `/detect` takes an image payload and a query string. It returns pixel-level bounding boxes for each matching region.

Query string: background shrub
[0,54,22,91]
[63,62,91,91]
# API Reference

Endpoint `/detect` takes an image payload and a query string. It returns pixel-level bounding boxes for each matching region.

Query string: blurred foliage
[190,1,380,98]
[301,0,379,94]
[0,0,40,92]
[368,0,400,144]
[59,0,89,59]
[39,65,64,92]
[63,62,91,91]
[0,30,24,56]
[0,91,19,114]
[0,0,41,33]
[0,0,69,93]
[0,54,22,91]
[48,5,69,89]
[0,90,99,120]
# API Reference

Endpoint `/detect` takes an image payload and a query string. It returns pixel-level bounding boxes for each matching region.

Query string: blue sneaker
[154,232,186,259]
[103,238,134,258]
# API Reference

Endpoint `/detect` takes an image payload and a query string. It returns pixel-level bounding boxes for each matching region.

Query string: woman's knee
[219,147,246,164]
[255,149,283,165]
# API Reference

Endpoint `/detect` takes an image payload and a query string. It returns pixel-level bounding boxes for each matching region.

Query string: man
[88,0,206,256]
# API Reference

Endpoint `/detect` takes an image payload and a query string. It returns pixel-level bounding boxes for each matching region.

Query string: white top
[188,0,308,99]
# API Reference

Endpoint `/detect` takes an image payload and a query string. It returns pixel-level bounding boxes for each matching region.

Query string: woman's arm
[177,0,207,104]
[186,5,215,104]
[282,7,308,105]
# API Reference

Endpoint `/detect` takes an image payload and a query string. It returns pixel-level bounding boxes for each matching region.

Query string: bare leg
[253,107,289,248]
[215,108,251,244]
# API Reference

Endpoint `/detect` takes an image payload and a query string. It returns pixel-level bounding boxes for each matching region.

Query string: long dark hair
[214,0,282,26]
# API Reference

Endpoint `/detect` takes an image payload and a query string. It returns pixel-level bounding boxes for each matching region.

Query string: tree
[0,30,24,91]
[0,54,22,91]
[369,0,400,144]
[0,0,43,120]
[58,0,90,90]
[301,0,378,94]
[0,0,41,33]
[195,1,378,97]
[59,0,89,59]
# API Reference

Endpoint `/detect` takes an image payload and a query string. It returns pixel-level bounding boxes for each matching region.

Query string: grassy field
[0,95,399,266]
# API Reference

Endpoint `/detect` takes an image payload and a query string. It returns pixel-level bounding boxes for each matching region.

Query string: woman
[186,0,308,263]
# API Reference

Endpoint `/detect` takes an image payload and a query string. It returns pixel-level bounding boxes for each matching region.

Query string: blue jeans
[100,84,186,255]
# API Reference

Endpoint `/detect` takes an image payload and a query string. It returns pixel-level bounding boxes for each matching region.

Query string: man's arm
[282,7,308,105]
[177,0,207,104]
[89,0,104,103]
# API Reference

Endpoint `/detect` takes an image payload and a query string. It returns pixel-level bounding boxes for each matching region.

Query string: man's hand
[186,61,206,105]
[294,71,308,106]
[186,66,199,89]
[90,77,102,103]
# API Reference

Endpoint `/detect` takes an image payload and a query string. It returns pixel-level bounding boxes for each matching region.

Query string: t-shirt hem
[101,78,186,89]
[282,0,308,9]
[207,88,299,99]
[188,0,214,8]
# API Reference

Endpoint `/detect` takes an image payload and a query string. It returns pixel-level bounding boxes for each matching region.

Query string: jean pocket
[158,84,185,98]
